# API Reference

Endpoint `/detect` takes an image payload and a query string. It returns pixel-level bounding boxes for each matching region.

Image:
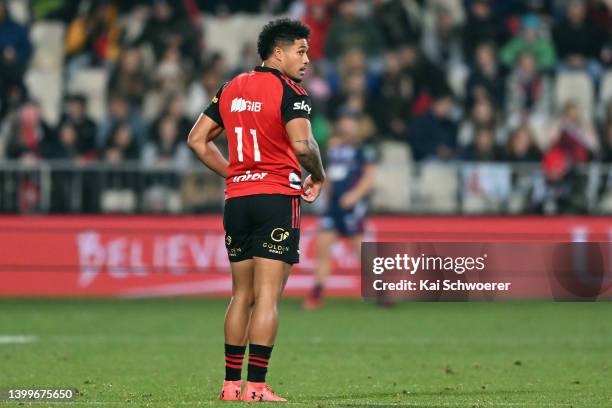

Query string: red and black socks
[224,344,246,381]
[246,344,273,383]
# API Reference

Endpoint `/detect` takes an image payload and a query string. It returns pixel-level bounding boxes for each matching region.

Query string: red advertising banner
[1,215,612,298]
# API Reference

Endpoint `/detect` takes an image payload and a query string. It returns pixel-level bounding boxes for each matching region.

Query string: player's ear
[273,46,283,62]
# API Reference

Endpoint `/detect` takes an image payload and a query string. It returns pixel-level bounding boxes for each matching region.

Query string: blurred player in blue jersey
[304,111,375,310]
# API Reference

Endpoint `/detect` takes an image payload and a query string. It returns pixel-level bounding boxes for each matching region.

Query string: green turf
[0,298,610,407]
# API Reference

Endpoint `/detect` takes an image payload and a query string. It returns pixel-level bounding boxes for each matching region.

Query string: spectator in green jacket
[500,14,556,71]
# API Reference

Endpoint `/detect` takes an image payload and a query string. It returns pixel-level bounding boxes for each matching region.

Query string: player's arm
[187,83,228,178]
[187,113,228,178]
[286,118,325,202]
[286,118,325,181]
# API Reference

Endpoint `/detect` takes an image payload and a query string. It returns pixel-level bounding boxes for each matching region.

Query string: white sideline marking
[41,334,609,346]
[0,335,37,344]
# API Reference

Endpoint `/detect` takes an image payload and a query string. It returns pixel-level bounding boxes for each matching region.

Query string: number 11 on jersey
[235,127,261,162]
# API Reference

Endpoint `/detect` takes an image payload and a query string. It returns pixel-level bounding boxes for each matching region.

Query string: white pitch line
[0,335,37,344]
[40,334,611,347]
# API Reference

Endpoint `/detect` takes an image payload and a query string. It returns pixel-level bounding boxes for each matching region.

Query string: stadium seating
[26,22,65,125]
[598,70,612,119]
[554,71,594,121]
[416,162,459,213]
[371,141,412,212]
[67,68,108,123]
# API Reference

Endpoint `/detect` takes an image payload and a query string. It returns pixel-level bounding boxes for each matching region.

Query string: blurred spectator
[156,44,183,86]
[32,0,79,22]
[142,116,190,170]
[599,101,612,162]
[0,45,28,120]
[540,100,596,213]
[373,0,421,48]
[552,0,605,75]
[58,95,97,159]
[0,0,30,119]
[328,70,378,140]
[465,42,505,110]
[0,1,32,63]
[547,100,599,155]
[541,104,594,214]
[407,93,458,161]
[421,3,464,71]
[373,51,413,140]
[230,43,259,77]
[505,125,542,161]
[136,0,200,65]
[46,122,82,213]
[327,48,377,95]
[463,0,508,63]
[196,0,277,14]
[460,126,503,161]
[324,0,384,59]
[505,52,552,125]
[108,47,149,109]
[458,99,503,146]
[586,0,612,32]
[601,34,612,68]
[600,121,612,162]
[187,72,214,120]
[500,14,556,71]
[302,0,332,62]
[186,54,229,120]
[328,67,368,115]
[396,42,451,114]
[64,2,121,77]
[153,44,188,99]
[44,122,80,160]
[4,101,53,161]
[98,94,146,150]
[153,93,191,141]
[588,0,612,67]
[141,115,190,213]
[104,122,139,162]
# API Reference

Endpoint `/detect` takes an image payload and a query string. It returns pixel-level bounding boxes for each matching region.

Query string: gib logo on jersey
[232,170,268,182]
[293,100,311,114]
[231,98,262,112]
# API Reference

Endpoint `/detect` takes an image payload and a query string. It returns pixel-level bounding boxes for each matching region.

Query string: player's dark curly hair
[257,18,311,60]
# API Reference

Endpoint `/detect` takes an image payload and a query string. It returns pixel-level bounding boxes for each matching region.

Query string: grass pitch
[0,298,610,407]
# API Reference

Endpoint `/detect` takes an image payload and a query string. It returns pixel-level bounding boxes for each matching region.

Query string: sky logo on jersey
[232,170,268,182]
[231,98,262,112]
[293,100,311,114]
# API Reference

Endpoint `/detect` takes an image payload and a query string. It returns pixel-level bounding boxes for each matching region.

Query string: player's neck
[261,60,284,74]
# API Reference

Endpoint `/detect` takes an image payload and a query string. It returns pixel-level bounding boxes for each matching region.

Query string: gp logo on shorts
[270,228,290,242]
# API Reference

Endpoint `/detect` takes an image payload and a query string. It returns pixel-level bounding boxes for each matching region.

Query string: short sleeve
[361,145,378,164]
[281,92,312,124]
[203,83,227,128]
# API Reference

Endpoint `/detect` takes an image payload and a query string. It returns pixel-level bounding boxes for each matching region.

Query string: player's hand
[301,175,322,203]
[340,191,359,209]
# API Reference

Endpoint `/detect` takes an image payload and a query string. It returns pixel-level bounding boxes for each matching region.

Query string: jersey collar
[254,66,281,74]
[254,66,303,83]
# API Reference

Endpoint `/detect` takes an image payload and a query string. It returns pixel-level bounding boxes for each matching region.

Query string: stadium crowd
[1,0,612,214]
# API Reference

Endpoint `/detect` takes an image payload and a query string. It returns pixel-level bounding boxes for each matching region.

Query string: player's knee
[253,289,282,307]
[233,291,255,307]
